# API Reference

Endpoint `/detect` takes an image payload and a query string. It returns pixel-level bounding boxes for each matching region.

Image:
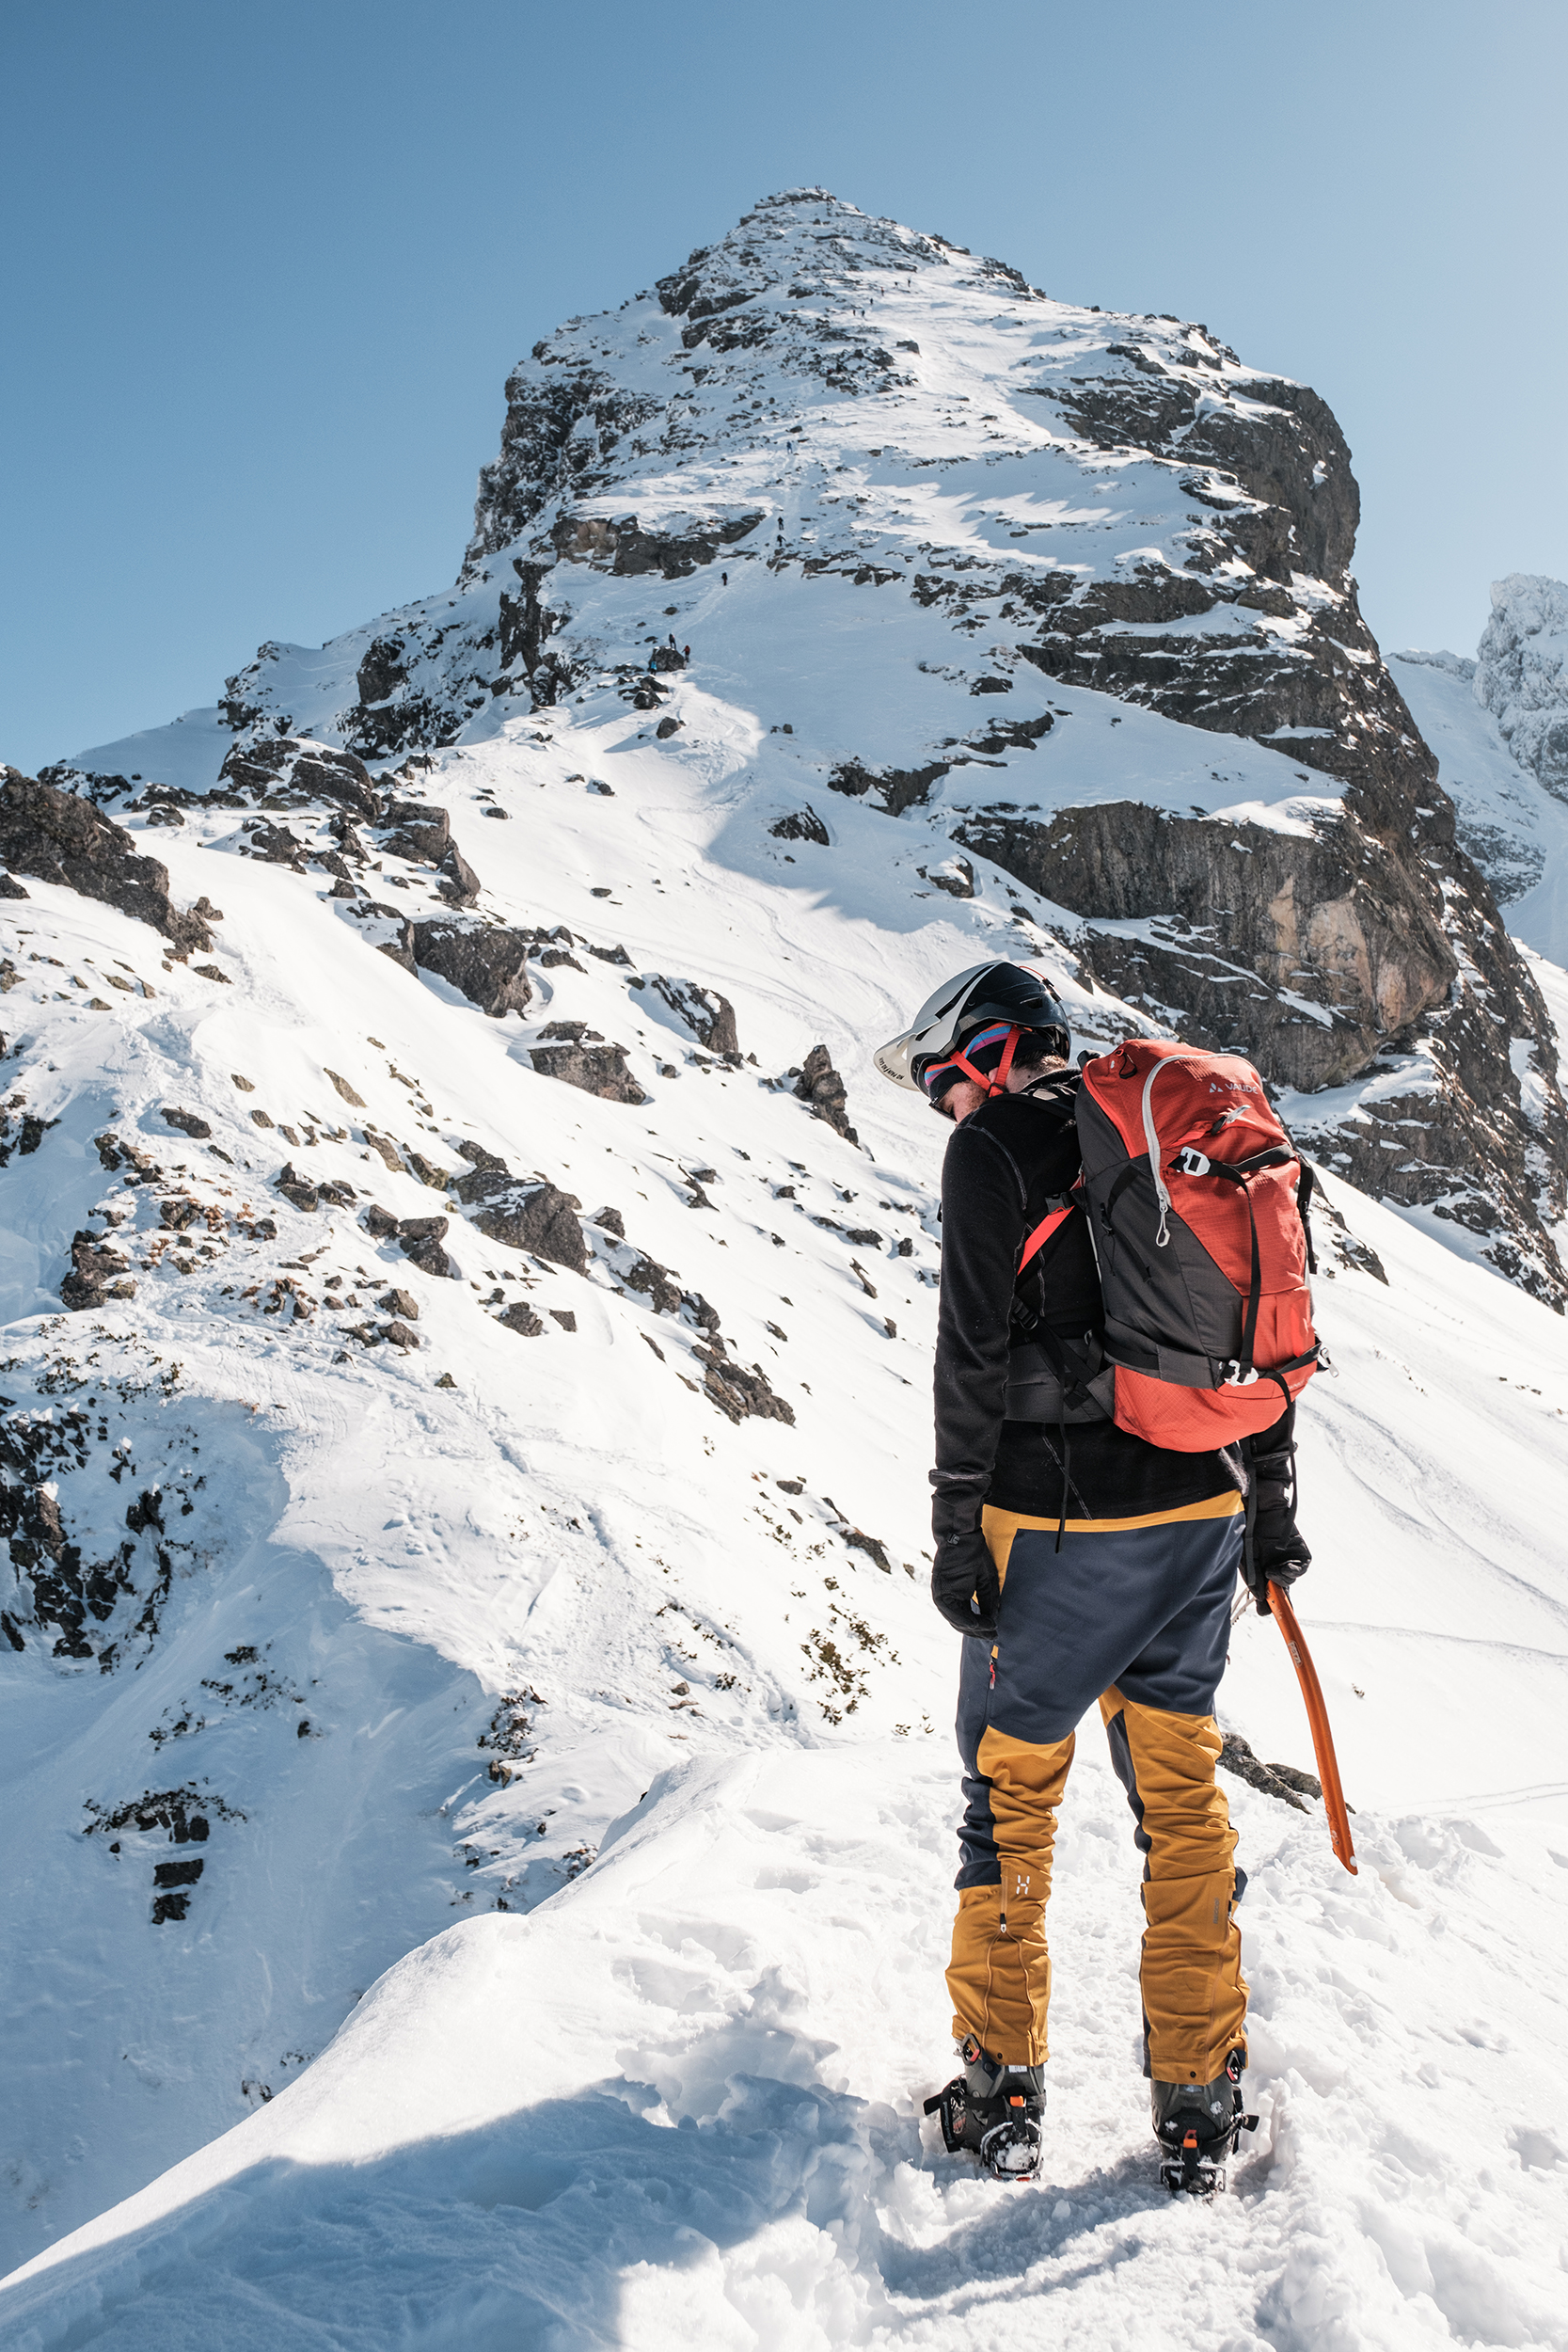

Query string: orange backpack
[1073,1039,1321,1450]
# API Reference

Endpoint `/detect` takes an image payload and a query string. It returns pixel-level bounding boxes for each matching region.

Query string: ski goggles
[920,1022,1019,1111]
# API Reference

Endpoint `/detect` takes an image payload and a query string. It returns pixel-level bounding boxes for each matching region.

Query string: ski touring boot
[925,2035,1045,2183]
[1152,2049,1257,2196]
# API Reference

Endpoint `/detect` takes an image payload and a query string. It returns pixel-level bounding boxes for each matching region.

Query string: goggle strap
[946,1024,1022,1098]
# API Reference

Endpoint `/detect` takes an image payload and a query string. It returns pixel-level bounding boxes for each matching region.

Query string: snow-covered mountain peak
[42,202,1568,1302]
[1474,570,1568,802]
[462,183,1333,598]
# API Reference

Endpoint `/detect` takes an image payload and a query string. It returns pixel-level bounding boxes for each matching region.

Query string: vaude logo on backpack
[1075,1038,1321,1450]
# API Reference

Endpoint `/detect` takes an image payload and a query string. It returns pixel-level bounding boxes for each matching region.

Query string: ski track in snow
[3,199,1568,2349]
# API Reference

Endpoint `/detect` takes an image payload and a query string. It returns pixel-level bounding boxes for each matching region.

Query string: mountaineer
[875,961,1315,2190]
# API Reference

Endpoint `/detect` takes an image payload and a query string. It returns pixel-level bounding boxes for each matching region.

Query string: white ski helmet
[874,961,1071,1095]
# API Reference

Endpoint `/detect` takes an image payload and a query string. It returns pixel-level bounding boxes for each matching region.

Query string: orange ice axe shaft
[1268,1581,1357,1875]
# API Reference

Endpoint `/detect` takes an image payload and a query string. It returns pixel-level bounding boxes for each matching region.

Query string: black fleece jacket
[931,1078,1277,1538]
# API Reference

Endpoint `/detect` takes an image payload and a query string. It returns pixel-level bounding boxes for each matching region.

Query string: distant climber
[876,961,1311,2193]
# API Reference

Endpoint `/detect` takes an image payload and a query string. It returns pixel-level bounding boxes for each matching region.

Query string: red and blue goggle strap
[923,1022,1022,1101]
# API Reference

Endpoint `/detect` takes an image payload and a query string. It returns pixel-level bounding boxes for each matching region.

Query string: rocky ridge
[43,191,1568,1300]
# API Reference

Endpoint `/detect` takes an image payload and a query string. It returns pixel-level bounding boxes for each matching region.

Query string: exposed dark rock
[376,1289,420,1320]
[468,1181,588,1274]
[0,872,29,898]
[793,1043,858,1145]
[61,1229,133,1311]
[548,1309,577,1332]
[235,818,306,870]
[325,1070,365,1107]
[957,796,1567,1295]
[0,1110,58,1167]
[93,1129,158,1178]
[343,900,418,973]
[645,975,740,1057]
[499,1302,545,1336]
[363,1203,399,1238]
[769,806,830,846]
[329,811,369,864]
[494,558,580,713]
[530,1039,647,1104]
[437,842,482,905]
[827,757,950,817]
[454,1138,508,1172]
[0,769,213,954]
[695,1347,796,1426]
[356,638,408,708]
[592,1205,626,1238]
[919,856,974,899]
[398,1216,453,1278]
[153,1857,204,1889]
[219,737,380,821]
[549,508,764,580]
[656,715,683,739]
[160,1107,213,1140]
[620,1251,683,1315]
[274,1164,319,1213]
[410,920,531,1017]
[381,803,451,864]
[382,1319,420,1350]
[956,803,1454,1091]
[1314,1191,1388,1284]
[1217,1731,1313,1812]
[964,711,1055,757]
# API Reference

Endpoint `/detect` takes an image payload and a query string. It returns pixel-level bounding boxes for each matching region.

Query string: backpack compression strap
[1018,1199,1076,1273]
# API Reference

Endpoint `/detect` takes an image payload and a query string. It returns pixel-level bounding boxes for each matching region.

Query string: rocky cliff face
[60,188,1568,1305]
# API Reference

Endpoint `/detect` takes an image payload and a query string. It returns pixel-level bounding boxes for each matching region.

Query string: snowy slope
[4,193,1568,2345]
[1391,646,1568,963]
[3,698,1567,2347]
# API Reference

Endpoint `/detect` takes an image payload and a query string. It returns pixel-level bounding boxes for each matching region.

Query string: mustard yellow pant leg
[1099,1684,1247,2085]
[945,1724,1074,2065]
[945,1507,1074,2066]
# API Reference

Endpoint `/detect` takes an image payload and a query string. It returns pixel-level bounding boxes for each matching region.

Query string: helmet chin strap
[946,1024,1022,1097]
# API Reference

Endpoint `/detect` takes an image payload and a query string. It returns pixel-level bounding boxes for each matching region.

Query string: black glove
[931,1526,1000,1638]
[1242,1525,1311,1617]
[1243,1414,1310,1616]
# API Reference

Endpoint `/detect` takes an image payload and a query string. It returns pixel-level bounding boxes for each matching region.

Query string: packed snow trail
[3,1731,1566,2351]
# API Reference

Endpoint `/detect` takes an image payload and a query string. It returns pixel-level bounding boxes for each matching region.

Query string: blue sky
[3,0,1564,772]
